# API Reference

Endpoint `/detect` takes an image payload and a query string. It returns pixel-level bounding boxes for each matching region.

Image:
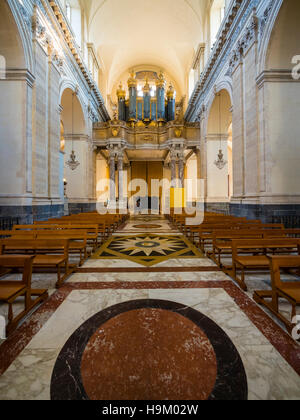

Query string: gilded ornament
[174,128,182,138]
[112,127,120,137]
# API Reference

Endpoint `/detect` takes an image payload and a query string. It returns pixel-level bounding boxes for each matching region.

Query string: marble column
[178,152,185,189]
[109,150,116,203]
[117,150,124,206]
[170,150,177,188]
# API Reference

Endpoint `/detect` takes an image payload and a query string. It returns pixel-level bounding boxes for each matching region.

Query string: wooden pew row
[0,255,48,335]
[209,228,287,267]
[254,256,300,336]
[184,218,262,237]
[174,215,248,232]
[49,220,107,241]
[64,219,112,237]
[35,219,110,240]
[13,224,99,251]
[232,238,300,291]
[0,239,73,288]
[8,230,89,266]
[193,224,285,252]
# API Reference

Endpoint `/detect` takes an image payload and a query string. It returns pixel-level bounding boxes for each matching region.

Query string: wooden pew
[36,219,110,241]
[6,230,88,266]
[14,230,88,266]
[192,223,264,250]
[14,224,99,251]
[254,256,300,336]
[0,239,72,288]
[35,231,88,266]
[0,255,48,335]
[232,238,300,291]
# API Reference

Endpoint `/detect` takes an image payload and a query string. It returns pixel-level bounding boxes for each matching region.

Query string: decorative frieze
[228,13,259,75]
[259,0,276,36]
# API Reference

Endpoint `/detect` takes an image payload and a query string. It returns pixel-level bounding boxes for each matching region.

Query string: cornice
[4,69,36,88]
[36,0,110,121]
[256,70,298,88]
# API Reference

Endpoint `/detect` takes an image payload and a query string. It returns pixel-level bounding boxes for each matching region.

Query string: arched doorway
[60,88,94,213]
[205,89,232,205]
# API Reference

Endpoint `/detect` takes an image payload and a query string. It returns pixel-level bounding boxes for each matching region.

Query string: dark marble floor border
[0,281,299,378]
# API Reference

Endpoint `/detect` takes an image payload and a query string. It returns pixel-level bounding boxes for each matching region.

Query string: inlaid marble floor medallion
[50,299,248,400]
[92,234,204,266]
[132,224,163,229]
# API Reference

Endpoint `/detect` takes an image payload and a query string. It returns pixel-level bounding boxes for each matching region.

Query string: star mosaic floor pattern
[92,234,204,267]
[0,216,299,400]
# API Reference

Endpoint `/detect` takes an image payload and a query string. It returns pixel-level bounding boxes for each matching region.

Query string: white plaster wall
[206,139,229,201]
[64,139,89,201]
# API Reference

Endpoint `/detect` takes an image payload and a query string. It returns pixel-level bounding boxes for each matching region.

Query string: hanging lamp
[214,92,227,170]
[66,90,80,171]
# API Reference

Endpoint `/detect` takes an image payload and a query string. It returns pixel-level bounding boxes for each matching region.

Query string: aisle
[0,216,300,400]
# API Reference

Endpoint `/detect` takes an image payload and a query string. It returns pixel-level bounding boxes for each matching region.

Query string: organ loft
[117,71,176,125]
[93,70,201,210]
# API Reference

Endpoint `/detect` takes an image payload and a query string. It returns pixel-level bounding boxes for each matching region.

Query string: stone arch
[206,88,232,136]
[0,1,26,70]
[204,88,233,202]
[2,0,33,72]
[60,87,94,206]
[265,0,300,71]
[60,87,88,136]
[59,80,89,132]
[204,81,232,136]
[258,0,300,74]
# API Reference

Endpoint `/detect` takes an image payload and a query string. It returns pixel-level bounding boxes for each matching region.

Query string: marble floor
[0,215,300,400]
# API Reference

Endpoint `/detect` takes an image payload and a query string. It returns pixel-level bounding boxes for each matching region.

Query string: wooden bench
[253,256,300,337]
[186,219,263,239]
[210,230,266,267]
[192,223,266,251]
[0,255,48,335]
[0,239,72,288]
[14,224,99,251]
[38,219,110,240]
[10,230,89,266]
[232,239,300,291]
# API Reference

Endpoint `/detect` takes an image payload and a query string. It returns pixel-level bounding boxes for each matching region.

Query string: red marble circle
[132,224,162,229]
[81,308,217,401]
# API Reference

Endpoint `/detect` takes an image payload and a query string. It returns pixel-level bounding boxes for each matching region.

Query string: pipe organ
[117,71,176,125]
